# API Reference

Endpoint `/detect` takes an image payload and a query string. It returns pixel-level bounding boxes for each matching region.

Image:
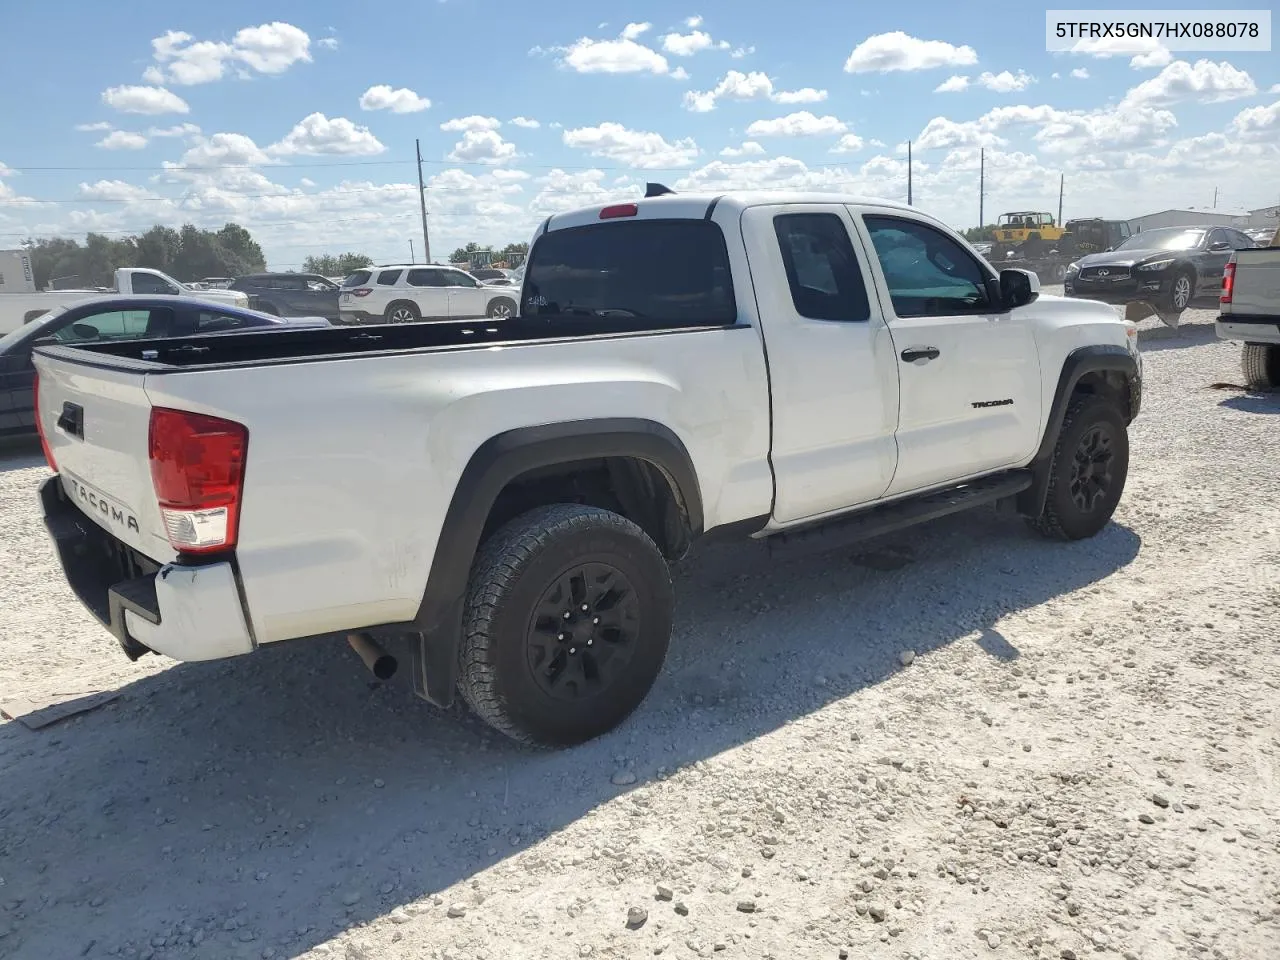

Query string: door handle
[900,347,940,363]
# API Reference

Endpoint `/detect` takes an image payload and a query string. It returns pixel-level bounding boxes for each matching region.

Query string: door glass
[51,310,154,342]
[406,269,446,287]
[864,216,992,317]
[376,270,403,285]
[444,271,479,288]
[773,213,870,321]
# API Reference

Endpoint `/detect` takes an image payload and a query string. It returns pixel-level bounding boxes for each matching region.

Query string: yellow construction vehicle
[995,211,1066,245]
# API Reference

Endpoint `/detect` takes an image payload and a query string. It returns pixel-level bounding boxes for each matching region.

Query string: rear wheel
[1241,343,1280,390]
[385,301,420,324]
[458,504,674,747]
[1028,394,1130,541]
[486,297,517,319]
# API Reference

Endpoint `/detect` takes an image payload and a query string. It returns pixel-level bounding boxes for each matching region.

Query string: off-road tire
[457,504,674,747]
[1241,343,1280,390]
[385,301,420,324]
[1027,394,1130,541]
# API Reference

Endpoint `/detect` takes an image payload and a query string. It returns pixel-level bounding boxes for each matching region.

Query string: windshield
[1116,228,1204,252]
[0,306,69,352]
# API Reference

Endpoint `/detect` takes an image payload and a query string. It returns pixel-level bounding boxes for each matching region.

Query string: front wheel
[486,297,517,319]
[1027,394,1130,541]
[1241,343,1280,390]
[458,504,674,747]
[1164,270,1194,312]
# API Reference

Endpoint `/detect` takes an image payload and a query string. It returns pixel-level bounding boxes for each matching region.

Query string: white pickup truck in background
[1218,241,1280,390]
[0,250,249,334]
[31,187,1142,748]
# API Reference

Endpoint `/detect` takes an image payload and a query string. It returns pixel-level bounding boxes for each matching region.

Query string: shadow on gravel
[0,509,1140,959]
[0,438,43,472]
[1137,324,1218,352]
[1219,393,1280,414]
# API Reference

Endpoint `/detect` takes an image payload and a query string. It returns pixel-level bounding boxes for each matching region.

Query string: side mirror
[1104,246,1113,252]
[71,322,100,339]
[1000,268,1039,309]
[1209,241,1231,252]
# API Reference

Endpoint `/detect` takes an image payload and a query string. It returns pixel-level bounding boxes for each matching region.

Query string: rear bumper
[40,476,255,662]
[1216,316,1280,345]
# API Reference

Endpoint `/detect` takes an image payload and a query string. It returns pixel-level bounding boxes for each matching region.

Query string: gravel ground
[1,300,1277,960]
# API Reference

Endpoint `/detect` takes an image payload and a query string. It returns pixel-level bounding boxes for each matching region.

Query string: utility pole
[415,138,431,263]
[1058,173,1064,225]
[979,148,984,228]
[907,141,913,205]
[409,239,415,263]
[1212,186,1218,209]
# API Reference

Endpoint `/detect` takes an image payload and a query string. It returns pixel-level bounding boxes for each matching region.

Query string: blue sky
[1,1,1277,268]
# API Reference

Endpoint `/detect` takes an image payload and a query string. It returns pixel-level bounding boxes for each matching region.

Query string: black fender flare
[1017,344,1138,516]
[408,418,703,707]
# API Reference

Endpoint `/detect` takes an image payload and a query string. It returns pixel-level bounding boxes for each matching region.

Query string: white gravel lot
[1,301,1277,960]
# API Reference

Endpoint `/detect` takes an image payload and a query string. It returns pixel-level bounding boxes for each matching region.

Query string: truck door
[740,204,900,524]
[853,209,1042,496]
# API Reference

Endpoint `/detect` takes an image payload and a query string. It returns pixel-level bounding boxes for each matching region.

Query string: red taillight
[148,408,248,554]
[32,371,56,472]
[1220,261,1235,303]
[599,203,638,219]
[352,287,372,297]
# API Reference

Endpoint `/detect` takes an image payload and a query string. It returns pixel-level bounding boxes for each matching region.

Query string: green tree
[302,252,373,276]
[963,225,997,242]
[450,241,484,264]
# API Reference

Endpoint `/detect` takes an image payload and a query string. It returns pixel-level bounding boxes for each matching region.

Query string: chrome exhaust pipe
[347,632,397,680]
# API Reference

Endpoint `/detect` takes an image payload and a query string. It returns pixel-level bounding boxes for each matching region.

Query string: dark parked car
[470,268,517,286]
[1064,225,1256,312]
[230,273,342,321]
[0,296,328,438]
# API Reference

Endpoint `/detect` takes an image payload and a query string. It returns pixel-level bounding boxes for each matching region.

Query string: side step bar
[766,470,1033,561]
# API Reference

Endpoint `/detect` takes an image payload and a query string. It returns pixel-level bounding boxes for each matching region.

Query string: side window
[131,273,179,295]
[376,270,403,285]
[195,312,251,333]
[406,269,445,287]
[306,279,332,292]
[52,309,153,342]
[863,215,992,318]
[1228,229,1255,249]
[271,276,305,291]
[1207,228,1227,249]
[443,271,479,288]
[772,213,870,322]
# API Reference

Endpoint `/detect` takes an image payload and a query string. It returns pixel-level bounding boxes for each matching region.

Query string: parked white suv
[339,264,519,324]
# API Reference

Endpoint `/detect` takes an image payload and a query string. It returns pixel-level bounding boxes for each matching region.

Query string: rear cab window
[522,219,736,327]
[342,271,372,288]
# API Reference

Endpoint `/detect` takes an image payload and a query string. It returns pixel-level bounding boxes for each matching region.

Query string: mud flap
[1124,299,1181,329]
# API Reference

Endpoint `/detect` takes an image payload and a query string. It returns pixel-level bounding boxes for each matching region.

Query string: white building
[1244,204,1280,228]
[1128,208,1250,232]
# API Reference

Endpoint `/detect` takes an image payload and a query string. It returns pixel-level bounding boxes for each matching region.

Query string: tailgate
[34,351,173,562]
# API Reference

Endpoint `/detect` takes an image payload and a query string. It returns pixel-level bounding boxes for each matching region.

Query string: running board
[766,470,1033,561]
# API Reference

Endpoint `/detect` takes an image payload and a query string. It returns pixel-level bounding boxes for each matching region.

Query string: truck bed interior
[32,315,747,371]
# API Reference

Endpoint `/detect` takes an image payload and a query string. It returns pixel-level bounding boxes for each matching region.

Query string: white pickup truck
[0,256,249,334]
[1217,242,1280,389]
[31,188,1142,747]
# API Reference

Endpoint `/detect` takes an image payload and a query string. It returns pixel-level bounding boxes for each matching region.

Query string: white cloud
[556,24,678,75]
[935,75,970,93]
[268,113,386,156]
[773,87,828,104]
[844,32,977,73]
[1123,59,1257,107]
[978,70,1034,93]
[96,130,149,150]
[562,122,699,168]
[148,22,312,85]
[75,121,114,132]
[661,30,712,56]
[78,180,154,201]
[683,70,828,112]
[447,130,519,164]
[913,101,1178,155]
[359,84,431,113]
[510,116,541,128]
[746,111,847,137]
[299,177,316,187]
[1131,48,1174,69]
[147,123,201,138]
[1270,83,1280,94]
[318,37,339,51]
[175,132,273,169]
[1051,72,1061,80]
[528,168,618,217]
[685,15,703,28]
[830,134,865,154]
[441,115,503,132]
[101,85,190,115]
[1231,100,1280,139]
[1071,68,1090,80]
[720,141,765,157]
[730,46,754,58]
